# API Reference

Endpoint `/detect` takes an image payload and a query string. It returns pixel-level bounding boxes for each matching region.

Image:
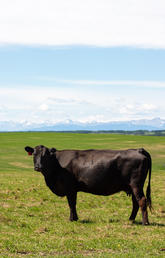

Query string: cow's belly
[77,170,125,196]
[79,184,123,196]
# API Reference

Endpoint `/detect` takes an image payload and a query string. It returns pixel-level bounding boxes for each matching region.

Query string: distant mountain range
[0,118,165,132]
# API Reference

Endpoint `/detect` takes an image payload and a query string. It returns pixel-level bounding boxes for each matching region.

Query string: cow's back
[56,149,119,169]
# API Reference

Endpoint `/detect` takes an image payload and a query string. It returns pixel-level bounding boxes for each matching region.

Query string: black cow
[25,145,152,225]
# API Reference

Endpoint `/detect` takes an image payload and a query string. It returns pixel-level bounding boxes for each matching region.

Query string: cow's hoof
[142,221,150,226]
[69,217,78,222]
[129,217,135,221]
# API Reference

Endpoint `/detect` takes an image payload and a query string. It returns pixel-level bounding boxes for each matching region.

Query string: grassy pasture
[0,132,165,257]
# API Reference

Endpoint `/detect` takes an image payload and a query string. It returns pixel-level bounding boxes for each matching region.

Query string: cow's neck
[43,165,60,183]
[44,171,57,192]
[43,166,66,197]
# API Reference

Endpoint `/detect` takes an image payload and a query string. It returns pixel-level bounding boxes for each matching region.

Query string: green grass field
[0,132,165,257]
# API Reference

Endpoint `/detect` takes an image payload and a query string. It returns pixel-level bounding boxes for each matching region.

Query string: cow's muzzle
[34,166,42,172]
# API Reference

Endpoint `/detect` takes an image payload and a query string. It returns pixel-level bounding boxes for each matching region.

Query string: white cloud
[0,85,165,123]
[0,0,165,48]
[119,103,157,116]
[39,104,49,111]
[141,104,156,111]
[40,78,165,88]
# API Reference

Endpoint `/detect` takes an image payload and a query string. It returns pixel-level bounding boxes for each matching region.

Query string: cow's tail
[141,149,152,212]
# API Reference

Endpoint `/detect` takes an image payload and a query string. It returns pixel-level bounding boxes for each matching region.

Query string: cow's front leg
[67,193,78,221]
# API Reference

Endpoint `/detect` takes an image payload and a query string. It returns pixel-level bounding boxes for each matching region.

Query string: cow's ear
[49,148,56,155]
[25,146,34,155]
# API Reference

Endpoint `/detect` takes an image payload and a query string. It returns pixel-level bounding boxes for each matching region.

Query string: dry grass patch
[9,162,33,169]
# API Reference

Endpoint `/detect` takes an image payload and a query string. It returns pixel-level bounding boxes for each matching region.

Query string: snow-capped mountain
[0,118,165,132]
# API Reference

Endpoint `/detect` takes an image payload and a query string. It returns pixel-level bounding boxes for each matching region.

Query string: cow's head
[25,145,57,174]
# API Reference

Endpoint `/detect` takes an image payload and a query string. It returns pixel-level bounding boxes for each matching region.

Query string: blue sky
[0,0,165,125]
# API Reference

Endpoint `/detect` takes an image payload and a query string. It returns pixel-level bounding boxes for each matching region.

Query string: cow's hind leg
[139,196,149,225]
[129,193,139,222]
[131,187,149,225]
[67,192,78,221]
